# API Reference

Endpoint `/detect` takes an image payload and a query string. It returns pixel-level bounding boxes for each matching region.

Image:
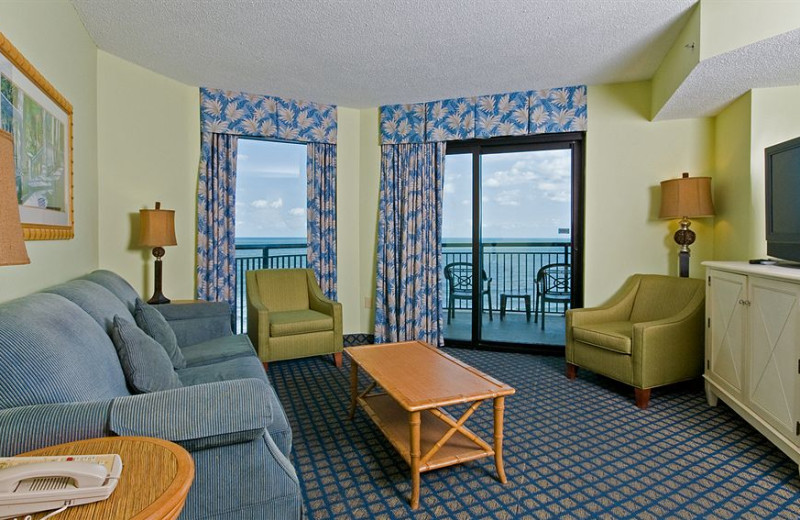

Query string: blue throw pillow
[111,316,183,393]
[134,298,186,369]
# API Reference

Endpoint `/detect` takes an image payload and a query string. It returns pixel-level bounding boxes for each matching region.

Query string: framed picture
[0,31,73,240]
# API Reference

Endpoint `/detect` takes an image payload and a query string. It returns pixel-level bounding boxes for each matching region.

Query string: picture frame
[0,30,73,240]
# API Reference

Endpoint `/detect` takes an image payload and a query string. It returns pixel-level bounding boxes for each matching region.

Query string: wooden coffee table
[346,341,515,509]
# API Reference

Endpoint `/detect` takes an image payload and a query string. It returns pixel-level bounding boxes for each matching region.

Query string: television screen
[766,136,800,264]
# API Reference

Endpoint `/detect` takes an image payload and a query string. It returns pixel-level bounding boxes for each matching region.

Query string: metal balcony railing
[442,240,571,315]
[233,239,571,334]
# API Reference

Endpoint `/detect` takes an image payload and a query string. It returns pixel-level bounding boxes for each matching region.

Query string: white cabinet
[704,262,800,472]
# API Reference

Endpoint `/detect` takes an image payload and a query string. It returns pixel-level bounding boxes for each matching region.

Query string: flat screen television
[765,136,800,264]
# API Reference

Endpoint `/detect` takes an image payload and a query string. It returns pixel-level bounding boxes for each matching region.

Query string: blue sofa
[0,270,302,519]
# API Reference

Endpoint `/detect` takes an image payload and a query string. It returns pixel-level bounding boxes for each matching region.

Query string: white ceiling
[69,0,799,116]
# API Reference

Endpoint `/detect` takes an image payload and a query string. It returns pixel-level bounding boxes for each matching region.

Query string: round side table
[18,436,194,520]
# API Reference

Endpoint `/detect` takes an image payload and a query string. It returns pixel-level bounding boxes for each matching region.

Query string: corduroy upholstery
[0,270,302,519]
[246,268,343,364]
[565,274,705,409]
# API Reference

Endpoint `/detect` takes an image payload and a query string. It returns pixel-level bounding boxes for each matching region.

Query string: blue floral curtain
[198,87,339,308]
[374,142,445,345]
[307,143,337,299]
[197,132,238,307]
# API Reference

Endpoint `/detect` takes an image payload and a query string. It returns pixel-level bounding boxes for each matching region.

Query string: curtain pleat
[374,142,445,345]
[306,143,337,299]
[196,132,238,308]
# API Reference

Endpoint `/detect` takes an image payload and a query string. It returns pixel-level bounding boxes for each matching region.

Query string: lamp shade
[659,172,715,219]
[139,202,177,247]
[0,129,30,266]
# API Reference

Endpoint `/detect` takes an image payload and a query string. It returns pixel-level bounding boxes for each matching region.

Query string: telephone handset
[0,454,122,520]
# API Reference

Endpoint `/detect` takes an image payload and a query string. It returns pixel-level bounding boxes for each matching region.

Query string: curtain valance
[380,85,586,144]
[200,87,337,144]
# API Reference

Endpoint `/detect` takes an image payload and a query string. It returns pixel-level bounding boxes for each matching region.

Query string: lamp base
[147,291,171,305]
[674,217,695,278]
[148,248,170,304]
[679,251,690,278]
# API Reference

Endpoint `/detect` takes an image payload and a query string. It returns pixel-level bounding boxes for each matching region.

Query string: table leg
[409,411,421,509]
[493,396,507,484]
[349,360,359,419]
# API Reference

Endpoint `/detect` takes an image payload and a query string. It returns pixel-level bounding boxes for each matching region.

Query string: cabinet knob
[738,299,751,306]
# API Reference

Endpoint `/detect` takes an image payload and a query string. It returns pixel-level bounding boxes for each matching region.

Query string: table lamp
[0,129,30,267]
[139,201,177,304]
[659,172,715,277]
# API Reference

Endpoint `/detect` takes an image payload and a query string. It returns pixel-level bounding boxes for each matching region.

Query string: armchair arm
[631,289,706,388]
[306,271,343,350]
[246,273,272,362]
[156,301,233,347]
[0,401,113,456]
[109,379,273,451]
[567,275,642,328]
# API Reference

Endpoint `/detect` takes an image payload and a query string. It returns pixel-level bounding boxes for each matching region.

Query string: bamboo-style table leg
[349,360,359,419]
[494,396,507,483]
[409,411,421,509]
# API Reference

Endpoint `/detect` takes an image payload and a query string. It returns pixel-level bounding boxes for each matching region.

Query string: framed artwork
[0,31,73,240]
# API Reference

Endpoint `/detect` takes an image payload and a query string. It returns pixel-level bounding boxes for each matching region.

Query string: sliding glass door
[441,134,584,351]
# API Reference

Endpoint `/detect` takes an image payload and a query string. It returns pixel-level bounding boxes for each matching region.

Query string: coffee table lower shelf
[358,393,493,472]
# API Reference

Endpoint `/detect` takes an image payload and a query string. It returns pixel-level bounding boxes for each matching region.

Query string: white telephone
[0,454,122,519]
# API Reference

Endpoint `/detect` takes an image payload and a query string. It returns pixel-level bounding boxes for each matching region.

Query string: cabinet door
[707,270,747,397]
[748,276,800,439]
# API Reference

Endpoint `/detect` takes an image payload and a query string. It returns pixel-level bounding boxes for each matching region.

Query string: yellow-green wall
[700,0,800,60]
[0,1,99,302]
[713,92,752,260]
[335,107,361,332]
[584,82,715,305]
[96,51,200,300]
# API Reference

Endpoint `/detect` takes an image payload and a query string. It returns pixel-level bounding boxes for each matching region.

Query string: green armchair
[246,268,343,368]
[565,274,705,409]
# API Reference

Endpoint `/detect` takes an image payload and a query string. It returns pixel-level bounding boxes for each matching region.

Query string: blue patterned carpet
[268,348,800,519]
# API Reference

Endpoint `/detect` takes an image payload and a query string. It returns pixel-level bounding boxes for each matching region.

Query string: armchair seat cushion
[269,310,333,337]
[572,321,633,354]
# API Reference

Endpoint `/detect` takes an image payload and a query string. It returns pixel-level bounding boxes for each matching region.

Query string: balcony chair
[444,262,492,324]
[565,274,705,409]
[534,263,571,330]
[246,268,343,368]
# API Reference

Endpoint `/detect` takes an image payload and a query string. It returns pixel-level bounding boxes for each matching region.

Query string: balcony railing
[443,240,571,315]
[233,239,570,334]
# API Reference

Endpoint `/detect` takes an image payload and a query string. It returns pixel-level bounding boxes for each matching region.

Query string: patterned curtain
[374,142,446,345]
[307,143,337,299]
[196,132,238,307]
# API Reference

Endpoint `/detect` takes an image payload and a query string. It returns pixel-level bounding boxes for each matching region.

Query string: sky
[235,139,572,241]
[235,138,307,238]
[443,149,572,240]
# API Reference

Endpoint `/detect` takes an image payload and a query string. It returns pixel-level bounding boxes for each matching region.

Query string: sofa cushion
[177,356,267,386]
[42,280,134,334]
[134,299,186,369]
[269,310,333,337]
[573,321,633,354]
[111,316,183,393]
[0,293,130,408]
[79,270,140,313]
[181,334,256,367]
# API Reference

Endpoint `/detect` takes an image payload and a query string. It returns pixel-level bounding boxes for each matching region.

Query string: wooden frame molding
[0,30,74,240]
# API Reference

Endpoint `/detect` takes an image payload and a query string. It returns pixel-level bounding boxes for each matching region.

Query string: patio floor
[443,309,566,346]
